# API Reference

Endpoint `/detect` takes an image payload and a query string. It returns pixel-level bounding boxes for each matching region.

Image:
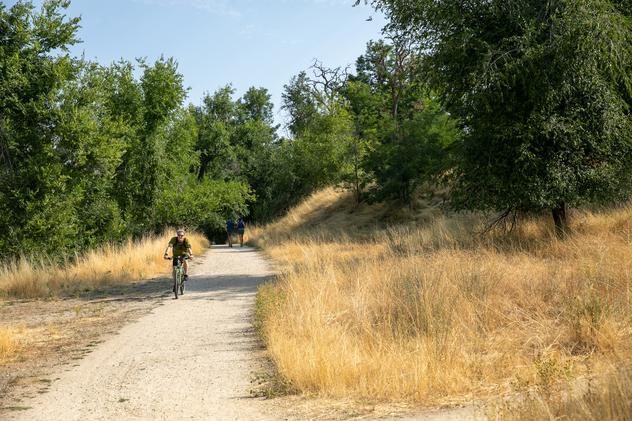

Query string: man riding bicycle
[163,228,193,288]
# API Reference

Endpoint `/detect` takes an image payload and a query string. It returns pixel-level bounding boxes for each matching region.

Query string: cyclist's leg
[183,260,188,276]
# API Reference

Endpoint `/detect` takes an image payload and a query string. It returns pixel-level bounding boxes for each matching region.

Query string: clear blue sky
[13,0,386,126]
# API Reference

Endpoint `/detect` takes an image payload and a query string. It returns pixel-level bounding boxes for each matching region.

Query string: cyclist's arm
[187,246,193,258]
[163,244,172,257]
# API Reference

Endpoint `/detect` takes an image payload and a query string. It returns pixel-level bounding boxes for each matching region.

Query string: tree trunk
[552,202,569,237]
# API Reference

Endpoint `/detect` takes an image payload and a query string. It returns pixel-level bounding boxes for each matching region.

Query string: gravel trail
[10,245,277,421]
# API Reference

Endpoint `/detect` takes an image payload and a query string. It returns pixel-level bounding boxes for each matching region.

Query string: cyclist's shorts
[172,256,188,267]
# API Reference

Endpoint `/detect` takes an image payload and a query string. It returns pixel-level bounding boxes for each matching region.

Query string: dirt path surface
[8,245,278,421]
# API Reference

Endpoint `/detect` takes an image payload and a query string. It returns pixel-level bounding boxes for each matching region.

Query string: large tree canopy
[368,0,632,233]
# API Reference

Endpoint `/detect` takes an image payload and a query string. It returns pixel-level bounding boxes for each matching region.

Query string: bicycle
[165,255,189,299]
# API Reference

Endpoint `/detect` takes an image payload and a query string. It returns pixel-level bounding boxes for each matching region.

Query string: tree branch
[480,209,518,235]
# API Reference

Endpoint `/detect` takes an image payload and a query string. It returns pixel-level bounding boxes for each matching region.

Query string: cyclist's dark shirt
[169,237,191,257]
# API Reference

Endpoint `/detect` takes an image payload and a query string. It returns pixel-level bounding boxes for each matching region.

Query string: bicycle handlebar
[164,255,191,260]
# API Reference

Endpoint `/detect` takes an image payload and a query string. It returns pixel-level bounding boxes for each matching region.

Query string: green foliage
[233,87,278,181]
[154,179,253,236]
[0,0,81,256]
[238,86,275,124]
[271,39,460,212]
[344,37,459,204]
[271,68,360,216]
[56,60,127,246]
[191,85,281,223]
[245,137,319,222]
[123,56,186,231]
[0,0,462,259]
[363,97,459,203]
[194,85,237,180]
[292,109,354,190]
[161,108,200,178]
[371,0,632,220]
[282,72,318,137]
[140,56,186,134]
[0,1,253,258]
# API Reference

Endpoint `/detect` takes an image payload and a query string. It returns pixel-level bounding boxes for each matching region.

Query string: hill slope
[253,188,632,417]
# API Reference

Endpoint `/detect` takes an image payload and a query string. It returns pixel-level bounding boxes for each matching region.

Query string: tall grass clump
[0,232,209,299]
[254,189,632,404]
[0,325,24,364]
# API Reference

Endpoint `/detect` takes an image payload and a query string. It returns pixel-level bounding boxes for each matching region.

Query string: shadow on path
[184,273,274,300]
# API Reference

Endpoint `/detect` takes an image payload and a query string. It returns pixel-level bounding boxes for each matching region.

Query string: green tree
[108,57,186,233]
[279,67,354,204]
[369,0,632,234]
[160,107,200,182]
[0,1,261,257]
[154,104,253,237]
[232,87,278,181]
[0,0,82,256]
[341,80,379,203]
[237,86,275,124]
[105,60,146,228]
[194,86,236,180]
[56,61,127,246]
[282,72,318,138]
[345,37,459,204]
[135,57,185,229]
[293,109,353,192]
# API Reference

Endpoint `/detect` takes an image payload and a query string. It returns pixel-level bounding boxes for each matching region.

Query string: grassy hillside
[253,187,631,416]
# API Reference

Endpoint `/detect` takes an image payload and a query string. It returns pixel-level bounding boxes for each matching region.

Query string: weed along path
[9,245,279,421]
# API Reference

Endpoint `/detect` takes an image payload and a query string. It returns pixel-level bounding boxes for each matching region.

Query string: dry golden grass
[0,231,209,299]
[496,367,632,420]
[0,325,25,364]
[253,188,632,406]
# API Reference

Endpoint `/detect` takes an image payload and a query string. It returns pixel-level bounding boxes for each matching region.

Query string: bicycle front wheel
[174,271,180,299]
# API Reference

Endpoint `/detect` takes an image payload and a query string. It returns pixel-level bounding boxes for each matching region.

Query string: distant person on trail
[237,217,246,247]
[226,217,235,248]
[163,228,193,289]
